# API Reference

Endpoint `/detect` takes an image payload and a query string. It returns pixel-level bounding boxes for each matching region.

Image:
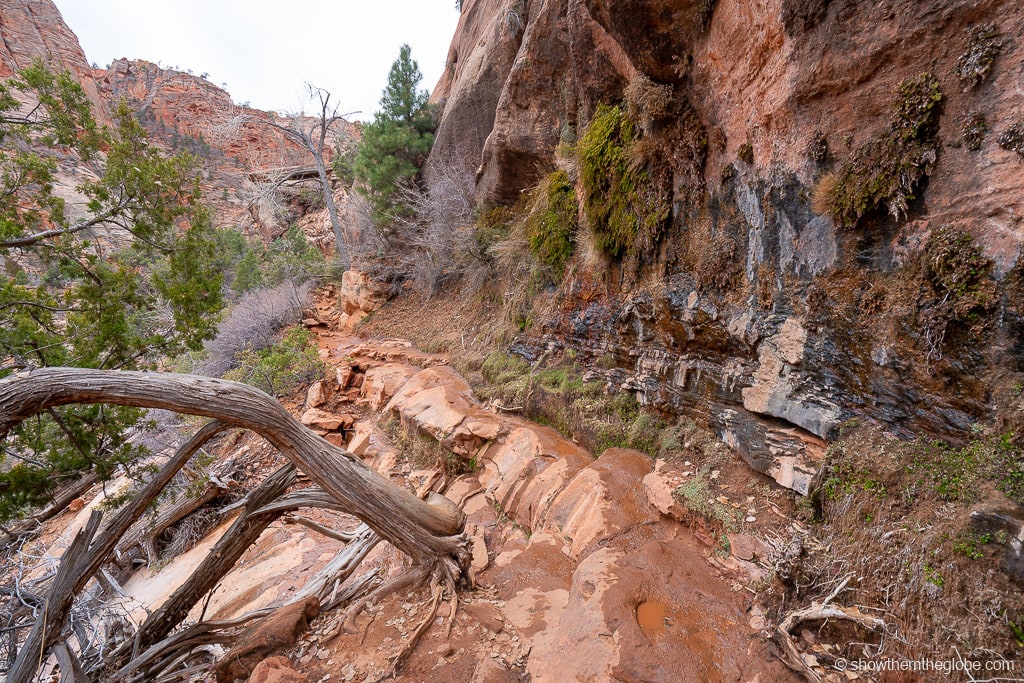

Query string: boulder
[248,656,308,683]
[298,408,352,432]
[477,421,591,530]
[360,363,419,411]
[338,270,392,316]
[304,381,326,409]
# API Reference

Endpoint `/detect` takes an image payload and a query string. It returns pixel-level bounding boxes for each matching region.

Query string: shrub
[577,104,670,258]
[738,141,754,164]
[998,120,1024,158]
[624,74,674,129]
[827,73,943,227]
[224,326,324,397]
[923,226,996,316]
[196,280,314,378]
[525,170,578,278]
[954,24,1003,88]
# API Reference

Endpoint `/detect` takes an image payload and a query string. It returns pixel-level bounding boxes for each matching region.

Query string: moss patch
[577,104,670,258]
[524,170,577,279]
[826,73,943,228]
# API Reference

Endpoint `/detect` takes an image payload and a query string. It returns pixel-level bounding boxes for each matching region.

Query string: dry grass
[762,425,1024,673]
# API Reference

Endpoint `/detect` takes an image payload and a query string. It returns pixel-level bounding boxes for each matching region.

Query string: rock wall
[0,0,108,123]
[431,0,1024,486]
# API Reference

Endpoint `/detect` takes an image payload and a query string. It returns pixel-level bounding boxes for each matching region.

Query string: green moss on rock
[827,73,943,228]
[525,170,577,279]
[577,104,670,258]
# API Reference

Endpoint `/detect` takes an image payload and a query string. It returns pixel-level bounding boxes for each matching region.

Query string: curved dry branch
[0,368,468,565]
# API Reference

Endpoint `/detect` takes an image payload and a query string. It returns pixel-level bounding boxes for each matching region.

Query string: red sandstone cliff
[430,0,1024,489]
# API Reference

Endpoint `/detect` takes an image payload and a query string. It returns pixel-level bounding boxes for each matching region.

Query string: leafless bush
[625,74,675,131]
[196,280,314,378]
[374,155,479,297]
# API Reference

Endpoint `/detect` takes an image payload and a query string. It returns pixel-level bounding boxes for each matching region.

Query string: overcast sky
[51,1,460,120]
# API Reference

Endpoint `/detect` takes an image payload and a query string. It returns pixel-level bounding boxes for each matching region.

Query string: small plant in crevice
[524,170,577,279]
[960,111,989,151]
[998,120,1024,159]
[918,226,996,359]
[825,73,943,228]
[954,23,1004,89]
[737,141,754,165]
[807,129,829,164]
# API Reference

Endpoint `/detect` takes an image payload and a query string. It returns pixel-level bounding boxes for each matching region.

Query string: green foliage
[473,206,514,261]
[525,170,577,279]
[908,433,1023,504]
[826,73,943,228]
[353,44,436,232]
[821,446,889,499]
[577,105,669,258]
[224,327,324,396]
[674,464,742,532]
[219,225,323,295]
[923,226,995,319]
[952,530,994,560]
[0,64,222,522]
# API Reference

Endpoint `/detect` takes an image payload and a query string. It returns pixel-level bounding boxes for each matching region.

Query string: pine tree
[0,63,223,521]
[353,44,436,233]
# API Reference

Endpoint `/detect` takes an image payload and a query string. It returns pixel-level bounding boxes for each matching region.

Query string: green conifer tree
[0,63,223,521]
[353,44,436,234]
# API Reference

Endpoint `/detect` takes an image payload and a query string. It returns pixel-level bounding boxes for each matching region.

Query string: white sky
[51,0,460,120]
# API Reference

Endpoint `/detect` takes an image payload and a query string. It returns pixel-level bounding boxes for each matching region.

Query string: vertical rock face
[0,0,108,121]
[431,0,1024,477]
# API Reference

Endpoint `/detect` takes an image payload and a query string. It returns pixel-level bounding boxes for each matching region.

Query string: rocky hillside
[430,0,1024,492]
[0,0,352,242]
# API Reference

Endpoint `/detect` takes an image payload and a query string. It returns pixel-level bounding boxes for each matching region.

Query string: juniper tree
[0,63,222,521]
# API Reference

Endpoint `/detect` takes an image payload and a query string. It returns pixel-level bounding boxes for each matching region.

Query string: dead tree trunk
[0,368,469,567]
[5,420,229,683]
[122,465,296,659]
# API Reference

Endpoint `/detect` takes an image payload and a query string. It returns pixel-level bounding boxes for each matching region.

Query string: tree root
[342,567,429,635]
[385,576,444,679]
[774,583,886,683]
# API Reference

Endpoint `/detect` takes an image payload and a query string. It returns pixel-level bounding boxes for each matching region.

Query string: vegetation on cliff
[577,104,670,258]
[823,73,943,228]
